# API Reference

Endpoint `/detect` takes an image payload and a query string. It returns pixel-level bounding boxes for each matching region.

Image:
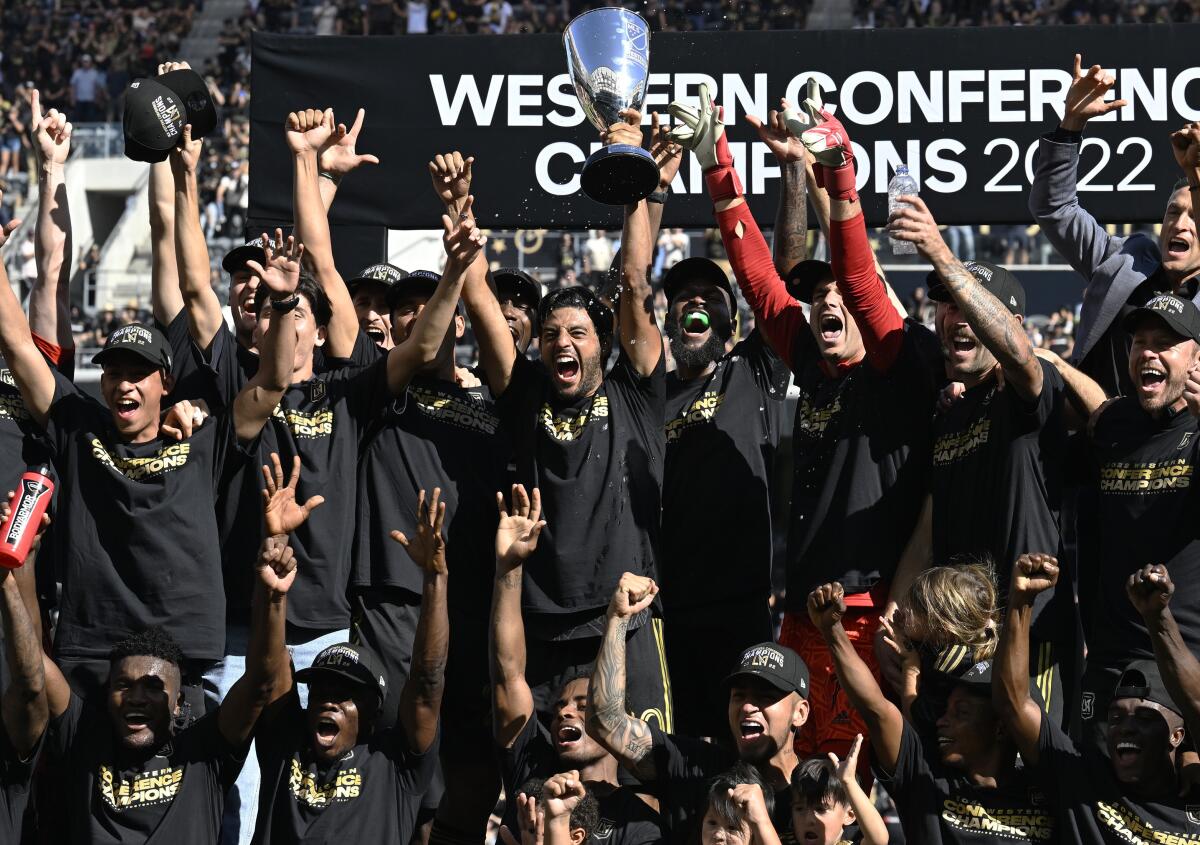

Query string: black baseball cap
[348,262,407,293]
[92,323,173,371]
[1123,293,1200,344]
[785,260,835,304]
[385,269,441,307]
[493,268,542,308]
[122,69,218,163]
[724,642,809,699]
[222,241,267,274]
[295,642,388,704]
[1114,659,1182,716]
[662,257,734,305]
[928,260,1026,316]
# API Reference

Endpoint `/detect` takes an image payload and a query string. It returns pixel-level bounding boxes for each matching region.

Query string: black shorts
[663,598,772,738]
[525,615,675,734]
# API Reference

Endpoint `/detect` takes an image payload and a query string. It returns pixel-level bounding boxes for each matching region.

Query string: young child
[701,762,781,845]
[791,735,888,845]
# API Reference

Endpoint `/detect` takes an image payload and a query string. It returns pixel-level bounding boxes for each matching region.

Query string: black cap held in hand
[1123,293,1200,345]
[123,78,185,163]
[92,323,173,371]
[723,642,809,699]
[157,68,218,138]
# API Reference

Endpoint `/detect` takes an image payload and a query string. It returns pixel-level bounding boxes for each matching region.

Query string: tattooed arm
[586,573,659,781]
[773,160,808,277]
[888,196,1043,402]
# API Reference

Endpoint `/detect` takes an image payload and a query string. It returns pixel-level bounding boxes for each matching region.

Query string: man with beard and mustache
[465,111,671,729]
[1031,54,1200,397]
[660,255,789,738]
[32,458,316,845]
[669,82,940,765]
[491,485,665,845]
[1076,293,1200,739]
[996,556,1200,845]
[887,195,1082,732]
[587,575,809,845]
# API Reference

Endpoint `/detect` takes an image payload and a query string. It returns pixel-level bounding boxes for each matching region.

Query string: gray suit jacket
[1028,134,1195,366]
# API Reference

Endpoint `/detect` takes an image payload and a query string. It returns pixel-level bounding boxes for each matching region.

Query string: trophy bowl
[563,8,659,205]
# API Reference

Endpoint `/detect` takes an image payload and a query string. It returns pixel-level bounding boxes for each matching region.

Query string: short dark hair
[790,757,850,810]
[539,286,613,341]
[255,272,332,328]
[518,776,601,841]
[109,626,184,670]
[706,762,774,830]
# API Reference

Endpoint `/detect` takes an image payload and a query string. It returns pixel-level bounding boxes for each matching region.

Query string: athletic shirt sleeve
[715,202,809,372]
[829,213,904,372]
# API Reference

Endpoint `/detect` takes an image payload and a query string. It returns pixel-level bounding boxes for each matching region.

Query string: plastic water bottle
[888,165,919,256]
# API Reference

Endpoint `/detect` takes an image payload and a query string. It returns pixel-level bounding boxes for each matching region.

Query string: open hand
[649,111,682,191]
[319,108,380,179]
[745,97,805,164]
[496,484,546,570]
[668,82,725,171]
[261,452,325,536]
[830,733,864,786]
[246,229,304,299]
[391,488,447,575]
[1062,54,1128,132]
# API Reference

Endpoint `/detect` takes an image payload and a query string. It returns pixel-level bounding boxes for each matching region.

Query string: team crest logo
[309,381,327,403]
[1180,431,1194,450]
[1081,692,1095,721]
[593,820,615,840]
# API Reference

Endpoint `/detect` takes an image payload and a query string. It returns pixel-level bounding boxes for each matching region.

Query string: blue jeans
[205,623,349,845]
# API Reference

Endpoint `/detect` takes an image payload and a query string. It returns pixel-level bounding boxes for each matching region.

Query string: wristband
[704,165,744,203]
[1049,125,1083,145]
[318,170,342,186]
[646,190,668,205]
[269,294,301,313]
[815,163,858,203]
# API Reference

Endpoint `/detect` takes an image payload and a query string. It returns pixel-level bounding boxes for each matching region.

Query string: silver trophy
[564,8,658,204]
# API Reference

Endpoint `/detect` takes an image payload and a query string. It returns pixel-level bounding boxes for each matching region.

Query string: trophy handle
[580,144,660,205]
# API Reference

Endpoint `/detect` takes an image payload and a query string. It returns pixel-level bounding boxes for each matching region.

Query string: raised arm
[889,197,1042,402]
[745,100,807,276]
[149,159,183,326]
[220,454,322,745]
[395,489,450,755]
[490,485,546,749]
[1,570,47,758]
[796,86,904,371]
[993,554,1058,766]
[287,108,358,360]
[1028,54,1128,279]
[27,90,73,351]
[646,112,683,246]
[833,736,889,845]
[0,197,55,428]
[585,573,659,781]
[384,201,484,396]
[170,125,226,350]
[808,583,903,772]
[428,153,515,395]
[1034,347,1107,427]
[315,107,380,213]
[1127,565,1200,740]
[231,231,301,442]
[671,84,807,366]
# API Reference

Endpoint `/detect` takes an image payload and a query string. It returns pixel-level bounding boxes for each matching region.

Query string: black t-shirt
[1087,398,1200,672]
[874,721,1055,845]
[50,693,244,844]
[351,374,508,613]
[930,360,1067,636]
[44,370,251,661]
[0,729,40,844]
[1036,711,1200,845]
[1078,272,1198,399]
[0,359,56,493]
[662,331,788,611]
[203,326,394,630]
[787,322,942,606]
[253,690,437,844]
[495,351,665,638]
[645,725,795,845]
[500,717,666,845]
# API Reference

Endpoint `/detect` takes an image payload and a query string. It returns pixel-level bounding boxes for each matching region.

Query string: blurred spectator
[314,0,341,35]
[484,0,514,32]
[69,55,106,122]
[407,0,432,33]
